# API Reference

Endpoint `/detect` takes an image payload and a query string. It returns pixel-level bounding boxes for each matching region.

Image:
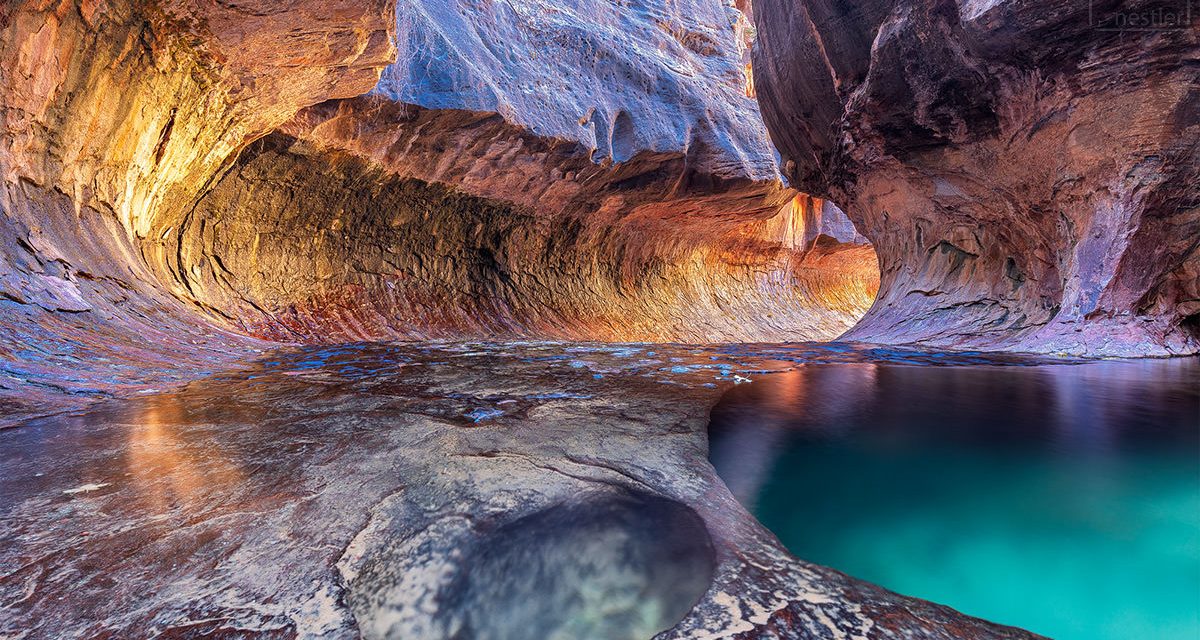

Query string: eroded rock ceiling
[0,0,879,415]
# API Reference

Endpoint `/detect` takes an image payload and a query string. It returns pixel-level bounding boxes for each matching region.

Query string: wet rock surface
[429,490,716,640]
[0,342,1047,639]
[752,0,1200,356]
[0,182,269,425]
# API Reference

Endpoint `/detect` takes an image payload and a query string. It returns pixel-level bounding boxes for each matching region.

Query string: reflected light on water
[708,364,878,509]
[123,397,245,513]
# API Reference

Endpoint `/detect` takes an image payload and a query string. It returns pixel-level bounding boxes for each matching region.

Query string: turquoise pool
[708,358,1200,639]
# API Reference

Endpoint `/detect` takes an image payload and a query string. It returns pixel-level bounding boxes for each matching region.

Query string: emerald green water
[708,359,1200,639]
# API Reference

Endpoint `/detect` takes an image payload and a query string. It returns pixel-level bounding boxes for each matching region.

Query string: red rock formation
[0,0,393,234]
[148,0,875,344]
[0,0,879,411]
[152,100,876,343]
[752,0,1199,356]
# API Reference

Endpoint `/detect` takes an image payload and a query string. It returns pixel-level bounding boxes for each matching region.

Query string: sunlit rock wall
[168,130,877,342]
[0,0,394,416]
[752,0,1199,356]
[1,0,879,412]
[149,0,880,343]
[0,0,392,237]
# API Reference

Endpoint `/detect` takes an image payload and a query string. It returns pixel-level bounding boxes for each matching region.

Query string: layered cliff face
[752,0,1199,356]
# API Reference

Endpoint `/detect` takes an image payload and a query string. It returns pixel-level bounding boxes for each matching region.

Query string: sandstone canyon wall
[752,0,1199,356]
[181,0,877,343]
[1,0,878,362]
[0,0,879,419]
[0,0,394,416]
[10,0,1192,423]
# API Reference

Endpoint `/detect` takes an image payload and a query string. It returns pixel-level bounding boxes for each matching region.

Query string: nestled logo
[1089,0,1193,30]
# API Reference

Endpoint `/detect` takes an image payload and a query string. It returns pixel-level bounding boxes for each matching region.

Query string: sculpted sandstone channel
[0,0,1189,638]
[162,0,879,343]
[1,0,878,411]
[752,0,1199,356]
[0,3,895,636]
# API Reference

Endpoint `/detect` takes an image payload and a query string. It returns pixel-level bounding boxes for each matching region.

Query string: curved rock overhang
[0,0,395,416]
[752,0,1199,357]
[154,104,877,343]
[140,0,879,344]
[0,0,881,406]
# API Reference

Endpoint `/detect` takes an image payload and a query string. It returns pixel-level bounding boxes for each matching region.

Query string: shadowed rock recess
[752,0,1199,356]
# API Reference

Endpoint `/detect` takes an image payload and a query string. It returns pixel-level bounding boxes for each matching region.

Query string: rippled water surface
[709,357,1200,640]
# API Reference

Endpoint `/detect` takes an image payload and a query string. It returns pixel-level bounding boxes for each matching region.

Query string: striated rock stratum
[0,0,397,416]
[752,0,1199,356]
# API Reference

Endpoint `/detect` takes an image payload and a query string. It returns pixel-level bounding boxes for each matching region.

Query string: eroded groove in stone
[388,491,716,640]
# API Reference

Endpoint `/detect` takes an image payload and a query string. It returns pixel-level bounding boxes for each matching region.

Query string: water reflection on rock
[125,398,249,514]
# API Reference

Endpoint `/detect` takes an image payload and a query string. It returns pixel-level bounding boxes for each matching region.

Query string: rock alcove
[0,0,887,424]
